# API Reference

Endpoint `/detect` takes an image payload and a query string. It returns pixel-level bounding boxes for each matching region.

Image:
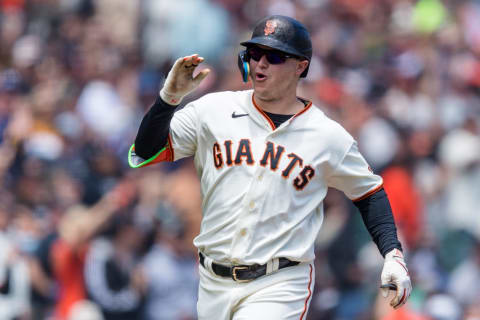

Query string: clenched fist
[381,248,412,309]
[160,54,210,105]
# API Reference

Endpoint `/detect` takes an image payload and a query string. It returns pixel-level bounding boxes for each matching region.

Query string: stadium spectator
[84,213,146,320]
[51,182,134,319]
[142,203,198,320]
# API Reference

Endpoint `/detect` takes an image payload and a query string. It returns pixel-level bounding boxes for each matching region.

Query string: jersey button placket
[230,134,268,260]
[230,175,261,258]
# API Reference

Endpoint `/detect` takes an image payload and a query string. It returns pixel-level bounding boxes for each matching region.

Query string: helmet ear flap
[238,51,250,83]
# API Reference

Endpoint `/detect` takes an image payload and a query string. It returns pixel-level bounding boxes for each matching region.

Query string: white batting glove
[160,54,210,105]
[381,248,412,309]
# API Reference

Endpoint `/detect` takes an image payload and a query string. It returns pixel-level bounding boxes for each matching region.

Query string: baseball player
[130,15,412,320]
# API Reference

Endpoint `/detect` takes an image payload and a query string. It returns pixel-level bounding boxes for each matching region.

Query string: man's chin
[253,87,273,101]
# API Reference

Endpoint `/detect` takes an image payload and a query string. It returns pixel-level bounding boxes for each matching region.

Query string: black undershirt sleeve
[353,188,403,257]
[134,96,177,160]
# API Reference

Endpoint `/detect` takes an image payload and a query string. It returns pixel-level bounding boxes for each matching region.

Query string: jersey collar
[250,93,313,131]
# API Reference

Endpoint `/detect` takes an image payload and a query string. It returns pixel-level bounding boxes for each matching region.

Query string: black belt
[199,252,299,282]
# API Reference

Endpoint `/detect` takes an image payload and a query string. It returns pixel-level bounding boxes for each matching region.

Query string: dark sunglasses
[247,46,298,64]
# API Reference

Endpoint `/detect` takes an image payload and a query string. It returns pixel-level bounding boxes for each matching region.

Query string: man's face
[248,45,308,102]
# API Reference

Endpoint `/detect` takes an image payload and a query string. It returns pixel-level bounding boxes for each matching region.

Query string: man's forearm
[354,188,402,257]
[134,96,177,159]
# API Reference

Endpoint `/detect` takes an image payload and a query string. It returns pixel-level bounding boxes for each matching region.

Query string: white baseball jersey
[129,89,382,265]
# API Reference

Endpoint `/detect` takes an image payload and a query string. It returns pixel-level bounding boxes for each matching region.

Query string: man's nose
[258,54,269,67]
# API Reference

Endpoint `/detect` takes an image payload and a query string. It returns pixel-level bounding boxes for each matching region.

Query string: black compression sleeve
[353,188,403,257]
[134,96,177,160]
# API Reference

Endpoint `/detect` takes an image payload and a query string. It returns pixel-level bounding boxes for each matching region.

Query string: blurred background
[0,0,479,319]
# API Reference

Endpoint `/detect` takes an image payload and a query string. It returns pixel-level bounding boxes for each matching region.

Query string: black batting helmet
[241,15,312,78]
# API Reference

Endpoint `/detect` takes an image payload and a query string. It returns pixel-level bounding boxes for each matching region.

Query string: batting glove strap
[160,89,185,106]
[381,248,412,309]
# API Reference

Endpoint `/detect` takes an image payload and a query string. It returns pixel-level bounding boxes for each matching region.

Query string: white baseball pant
[197,260,315,320]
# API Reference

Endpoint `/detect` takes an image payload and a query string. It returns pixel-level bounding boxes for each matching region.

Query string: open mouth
[255,72,267,81]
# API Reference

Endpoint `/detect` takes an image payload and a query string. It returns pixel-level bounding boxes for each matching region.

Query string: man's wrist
[385,248,404,260]
[159,89,183,106]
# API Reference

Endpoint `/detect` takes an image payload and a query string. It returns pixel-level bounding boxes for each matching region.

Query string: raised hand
[160,54,210,105]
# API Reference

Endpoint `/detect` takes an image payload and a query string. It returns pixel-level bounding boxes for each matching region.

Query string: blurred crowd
[0,0,479,319]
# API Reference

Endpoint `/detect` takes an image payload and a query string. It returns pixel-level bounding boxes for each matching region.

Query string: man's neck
[253,94,304,115]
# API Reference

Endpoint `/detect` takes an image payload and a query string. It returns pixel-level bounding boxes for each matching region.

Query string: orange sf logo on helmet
[264,20,277,36]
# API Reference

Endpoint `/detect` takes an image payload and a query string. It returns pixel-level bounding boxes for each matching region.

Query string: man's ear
[296,60,309,77]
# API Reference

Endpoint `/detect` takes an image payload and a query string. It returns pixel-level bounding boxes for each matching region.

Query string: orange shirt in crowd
[382,307,429,320]
[51,240,88,319]
[382,166,423,249]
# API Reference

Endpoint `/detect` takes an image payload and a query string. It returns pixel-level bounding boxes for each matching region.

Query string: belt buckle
[231,266,250,283]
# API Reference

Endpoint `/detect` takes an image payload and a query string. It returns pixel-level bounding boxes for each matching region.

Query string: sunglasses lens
[248,47,288,64]
[265,52,287,64]
[248,47,263,61]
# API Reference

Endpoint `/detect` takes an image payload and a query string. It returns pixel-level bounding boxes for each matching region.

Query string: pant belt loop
[201,252,216,275]
[266,258,280,275]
